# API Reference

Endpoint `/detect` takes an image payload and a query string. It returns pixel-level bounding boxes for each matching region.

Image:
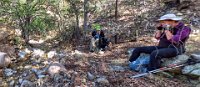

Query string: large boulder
[161,54,189,73]
[182,63,200,77]
[161,54,190,67]
[182,53,200,77]
[0,52,11,68]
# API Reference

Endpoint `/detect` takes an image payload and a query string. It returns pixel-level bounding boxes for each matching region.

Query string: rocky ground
[0,39,195,87]
[1,29,200,87]
[1,0,200,87]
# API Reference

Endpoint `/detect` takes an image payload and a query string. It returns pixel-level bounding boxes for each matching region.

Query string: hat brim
[158,17,182,21]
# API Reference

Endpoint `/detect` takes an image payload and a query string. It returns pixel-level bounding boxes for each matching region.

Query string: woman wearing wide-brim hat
[129,14,191,72]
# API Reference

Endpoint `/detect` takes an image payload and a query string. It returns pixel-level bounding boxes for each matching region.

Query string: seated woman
[129,14,191,71]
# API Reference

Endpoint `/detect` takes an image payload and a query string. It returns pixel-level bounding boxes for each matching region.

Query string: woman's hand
[164,30,173,40]
[156,24,163,30]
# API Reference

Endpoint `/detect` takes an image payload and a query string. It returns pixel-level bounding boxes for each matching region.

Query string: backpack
[129,53,150,73]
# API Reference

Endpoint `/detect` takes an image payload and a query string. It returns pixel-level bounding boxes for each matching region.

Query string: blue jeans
[129,45,183,71]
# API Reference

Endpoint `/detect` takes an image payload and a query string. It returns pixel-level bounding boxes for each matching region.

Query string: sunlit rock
[47,50,57,59]
[32,48,45,58]
[4,68,17,77]
[182,63,200,76]
[47,62,66,76]
[0,52,10,68]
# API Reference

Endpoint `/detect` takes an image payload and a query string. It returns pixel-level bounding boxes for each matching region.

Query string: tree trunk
[83,0,88,35]
[20,16,31,44]
[74,9,81,45]
[115,0,118,21]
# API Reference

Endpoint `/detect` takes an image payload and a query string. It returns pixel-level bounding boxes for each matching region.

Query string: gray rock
[189,79,199,85]
[19,79,23,84]
[4,68,17,77]
[32,68,46,79]
[87,72,95,80]
[53,73,64,83]
[96,77,109,84]
[47,50,57,59]
[191,53,200,60]
[182,63,200,76]
[162,54,190,67]
[109,65,125,72]
[196,83,200,87]
[0,52,10,68]
[47,62,66,76]
[24,65,32,69]
[32,48,45,58]
[9,80,15,86]
[177,12,183,16]
[28,39,44,48]
[20,80,35,87]
[18,51,27,59]
[180,0,193,3]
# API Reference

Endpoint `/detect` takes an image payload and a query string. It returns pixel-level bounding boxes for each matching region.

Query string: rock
[47,50,57,59]
[189,79,199,85]
[87,72,95,80]
[0,80,8,87]
[24,48,32,54]
[58,52,67,58]
[109,65,125,72]
[161,54,190,67]
[177,12,183,16]
[9,80,15,86]
[32,48,45,58]
[47,62,67,76]
[182,63,200,76]
[99,51,104,54]
[4,68,17,77]
[32,68,46,79]
[20,79,35,87]
[24,65,32,69]
[74,50,83,55]
[161,54,190,73]
[28,39,44,48]
[180,0,193,3]
[196,84,200,87]
[53,73,64,83]
[127,48,135,58]
[0,52,10,68]
[96,77,109,84]
[191,53,200,60]
[17,51,28,61]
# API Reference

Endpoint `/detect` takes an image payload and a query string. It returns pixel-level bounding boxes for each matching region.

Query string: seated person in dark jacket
[90,24,111,52]
[129,14,191,71]
[98,30,111,51]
